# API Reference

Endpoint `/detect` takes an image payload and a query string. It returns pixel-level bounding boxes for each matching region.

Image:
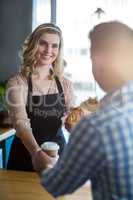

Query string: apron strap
[54,76,66,110]
[27,73,32,109]
[27,74,63,94]
[26,74,66,113]
[54,76,64,93]
[27,72,32,92]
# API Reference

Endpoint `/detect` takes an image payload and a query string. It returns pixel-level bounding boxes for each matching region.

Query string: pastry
[80,97,98,112]
[65,107,85,125]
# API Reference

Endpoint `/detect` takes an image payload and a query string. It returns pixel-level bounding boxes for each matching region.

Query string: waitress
[6,23,74,171]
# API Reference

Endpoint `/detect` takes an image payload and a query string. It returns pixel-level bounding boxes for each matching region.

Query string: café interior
[0,0,133,199]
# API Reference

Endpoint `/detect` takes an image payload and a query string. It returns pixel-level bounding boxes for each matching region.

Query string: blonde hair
[20,23,64,78]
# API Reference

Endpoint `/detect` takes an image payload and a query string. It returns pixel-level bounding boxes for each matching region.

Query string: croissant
[65,107,85,125]
[80,97,98,112]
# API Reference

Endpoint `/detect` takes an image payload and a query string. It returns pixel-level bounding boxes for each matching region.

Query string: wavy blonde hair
[20,23,64,78]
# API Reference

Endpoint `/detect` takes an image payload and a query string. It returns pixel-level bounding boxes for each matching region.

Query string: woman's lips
[41,55,52,59]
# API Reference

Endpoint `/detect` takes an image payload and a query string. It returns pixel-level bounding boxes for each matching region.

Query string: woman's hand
[32,150,59,174]
[64,122,75,133]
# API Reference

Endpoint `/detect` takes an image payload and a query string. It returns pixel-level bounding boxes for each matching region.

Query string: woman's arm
[6,75,40,156]
[63,77,75,112]
[61,77,76,132]
[61,77,75,120]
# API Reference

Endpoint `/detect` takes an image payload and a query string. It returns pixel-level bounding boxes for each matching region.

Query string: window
[32,0,51,29]
[32,0,133,105]
[56,0,133,105]
[56,0,104,105]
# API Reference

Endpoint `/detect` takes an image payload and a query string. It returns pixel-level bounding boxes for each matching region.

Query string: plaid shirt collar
[99,80,133,112]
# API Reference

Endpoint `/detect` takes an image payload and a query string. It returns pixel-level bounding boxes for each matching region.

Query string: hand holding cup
[32,142,59,173]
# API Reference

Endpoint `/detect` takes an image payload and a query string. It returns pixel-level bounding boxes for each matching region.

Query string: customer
[33,21,133,200]
[6,23,74,171]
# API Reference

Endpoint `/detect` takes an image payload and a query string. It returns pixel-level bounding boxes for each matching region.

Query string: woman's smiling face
[36,33,60,67]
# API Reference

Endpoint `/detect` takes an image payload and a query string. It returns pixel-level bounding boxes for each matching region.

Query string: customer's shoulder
[89,103,118,130]
[79,101,111,131]
[7,73,27,87]
[85,111,102,127]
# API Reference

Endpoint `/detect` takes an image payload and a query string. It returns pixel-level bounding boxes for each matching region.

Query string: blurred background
[0,0,133,105]
[0,0,133,167]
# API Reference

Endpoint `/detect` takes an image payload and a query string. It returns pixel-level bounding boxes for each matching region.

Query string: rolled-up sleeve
[41,117,105,197]
[62,77,75,112]
[6,76,32,137]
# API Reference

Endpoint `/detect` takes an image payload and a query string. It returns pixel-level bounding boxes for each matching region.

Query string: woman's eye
[52,44,59,48]
[39,40,47,46]
[38,40,59,49]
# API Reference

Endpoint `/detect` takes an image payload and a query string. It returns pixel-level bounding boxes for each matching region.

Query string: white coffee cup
[41,141,59,157]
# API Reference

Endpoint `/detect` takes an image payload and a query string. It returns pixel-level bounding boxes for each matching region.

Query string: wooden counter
[0,170,54,200]
[0,170,92,200]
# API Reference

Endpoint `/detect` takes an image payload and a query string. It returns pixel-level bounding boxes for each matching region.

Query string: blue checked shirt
[41,81,133,200]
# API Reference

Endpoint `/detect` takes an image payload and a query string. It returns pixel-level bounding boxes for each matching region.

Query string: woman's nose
[45,45,52,53]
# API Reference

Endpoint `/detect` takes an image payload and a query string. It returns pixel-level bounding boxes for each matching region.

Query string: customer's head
[89,21,133,92]
[20,23,63,78]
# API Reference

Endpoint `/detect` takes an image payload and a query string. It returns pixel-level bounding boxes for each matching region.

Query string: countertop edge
[0,129,16,142]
